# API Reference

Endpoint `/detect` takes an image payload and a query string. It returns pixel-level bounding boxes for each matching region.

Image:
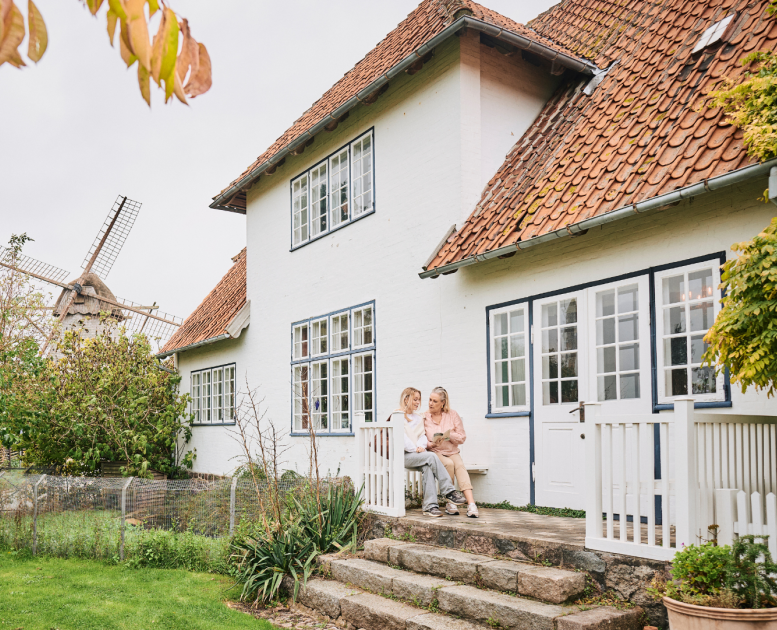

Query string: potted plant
[649,535,777,629]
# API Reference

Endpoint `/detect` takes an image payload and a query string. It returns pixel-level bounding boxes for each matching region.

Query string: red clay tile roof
[160,249,246,355]
[425,0,774,273]
[212,0,589,211]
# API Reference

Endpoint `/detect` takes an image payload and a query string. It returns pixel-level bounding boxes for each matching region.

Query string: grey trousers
[404,451,455,512]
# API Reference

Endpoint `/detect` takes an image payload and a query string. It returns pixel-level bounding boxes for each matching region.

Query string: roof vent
[691,14,734,54]
[583,61,617,96]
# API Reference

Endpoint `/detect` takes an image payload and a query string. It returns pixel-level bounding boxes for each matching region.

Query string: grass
[0,553,278,630]
[0,511,229,573]
[476,500,586,519]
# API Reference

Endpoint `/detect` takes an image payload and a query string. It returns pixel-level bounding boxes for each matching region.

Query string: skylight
[692,14,734,54]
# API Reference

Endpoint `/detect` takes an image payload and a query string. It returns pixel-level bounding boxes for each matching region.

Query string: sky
[0,0,559,322]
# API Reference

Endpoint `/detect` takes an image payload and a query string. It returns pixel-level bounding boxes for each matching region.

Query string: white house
[160,0,777,513]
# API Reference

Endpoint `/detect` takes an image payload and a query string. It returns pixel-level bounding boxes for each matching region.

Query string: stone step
[292,568,645,630]
[363,537,587,604]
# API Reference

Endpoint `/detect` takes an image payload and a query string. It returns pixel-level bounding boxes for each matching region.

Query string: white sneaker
[445,501,460,515]
[467,503,479,518]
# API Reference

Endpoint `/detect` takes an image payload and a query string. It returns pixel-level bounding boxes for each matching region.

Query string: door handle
[568,402,585,423]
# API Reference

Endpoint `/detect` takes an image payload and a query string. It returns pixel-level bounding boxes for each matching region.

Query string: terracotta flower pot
[664,596,777,630]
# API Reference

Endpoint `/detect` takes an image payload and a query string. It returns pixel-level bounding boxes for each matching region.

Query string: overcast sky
[0,0,559,321]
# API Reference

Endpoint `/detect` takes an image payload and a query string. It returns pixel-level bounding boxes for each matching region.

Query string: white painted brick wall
[176,36,777,508]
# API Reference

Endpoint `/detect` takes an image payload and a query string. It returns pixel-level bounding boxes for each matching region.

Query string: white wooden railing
[354,412,406,517]
[585,400,777,560]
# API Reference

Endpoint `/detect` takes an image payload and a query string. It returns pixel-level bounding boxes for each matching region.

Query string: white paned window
[310,162,328,237]
[293,364,310,432]
[311,361,328,430]
[330,148,349,228]
[292,174,309,246]
[191,373,201,423]
[540,299,579,404]
[490,306,528,411]
[311,318,328,356]
[331,357,350,430]
[656,262,723,401]
[190,364,236,424]
[291,302,375,434]
[352,305,373,348]
[290,132,374,249]
[353,352,374,423]
[351,132,373,217]
[595,284,641,401]
[293,323,309,360]
[212,367,224,421]
[331,313,349,353]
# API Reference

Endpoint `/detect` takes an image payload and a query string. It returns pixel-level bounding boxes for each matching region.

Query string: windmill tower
[0,195,182,354]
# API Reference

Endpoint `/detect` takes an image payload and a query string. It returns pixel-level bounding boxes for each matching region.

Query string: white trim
[489,303,530,413]
[655,260,724,403]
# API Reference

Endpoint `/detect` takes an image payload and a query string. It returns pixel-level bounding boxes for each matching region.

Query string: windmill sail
[0,247,70,285]
[115,297,183,348]
[81,196,141,279]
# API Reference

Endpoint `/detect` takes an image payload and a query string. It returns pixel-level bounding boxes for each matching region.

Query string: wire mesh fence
[0,469,306,559]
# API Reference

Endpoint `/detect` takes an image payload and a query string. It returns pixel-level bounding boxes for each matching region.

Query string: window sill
[191,422,237,427]
[486,411,531,418]
[290,432,354,437]
[653,400,732,412]
[290,209,375,251]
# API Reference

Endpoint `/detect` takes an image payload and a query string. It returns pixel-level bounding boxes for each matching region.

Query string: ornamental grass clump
[649,536,777,609]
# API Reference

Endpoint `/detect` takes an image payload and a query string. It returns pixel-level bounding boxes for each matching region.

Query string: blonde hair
[431,386,450,413]
[399,387,421,414]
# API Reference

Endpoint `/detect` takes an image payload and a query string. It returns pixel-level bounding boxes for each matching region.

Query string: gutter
[156,334,230,359]
[420,158,777,279]
[210,16,596,213]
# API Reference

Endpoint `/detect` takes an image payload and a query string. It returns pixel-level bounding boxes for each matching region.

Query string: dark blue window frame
[289,128,376,251]
[290,300,376,437]
[484,251,730,505]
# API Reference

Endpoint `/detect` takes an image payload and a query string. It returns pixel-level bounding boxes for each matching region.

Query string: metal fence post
[120,477,134,561]
[229,476,238,536]
[32,474,46,556]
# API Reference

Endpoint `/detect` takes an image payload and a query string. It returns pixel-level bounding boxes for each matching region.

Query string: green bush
[292,481,362,553]
[649,537,777,609]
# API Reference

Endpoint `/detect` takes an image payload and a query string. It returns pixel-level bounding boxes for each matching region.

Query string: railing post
[675,399,697,548]
[229,475,238,536]
[354,412,366,507]
[390,412,406,518]
[32,474,46,556]
[120,477,133,562]
[584,403,602,541]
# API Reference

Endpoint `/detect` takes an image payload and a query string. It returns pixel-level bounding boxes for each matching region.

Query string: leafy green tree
[5,323,195,478]
[703,218,777,396]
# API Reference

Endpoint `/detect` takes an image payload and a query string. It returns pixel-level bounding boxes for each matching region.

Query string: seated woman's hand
[416,447,425,453]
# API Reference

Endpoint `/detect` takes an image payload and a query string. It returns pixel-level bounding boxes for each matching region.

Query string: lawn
[0,554,276,630]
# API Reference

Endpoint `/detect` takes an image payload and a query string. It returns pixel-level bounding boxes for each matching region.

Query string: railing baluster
[661,421,670,548]
[619,424,627,542]
[632,424,641,544]
[606,423,614,540]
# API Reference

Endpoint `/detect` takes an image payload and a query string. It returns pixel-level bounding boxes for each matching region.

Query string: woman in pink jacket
[424,387,478,518]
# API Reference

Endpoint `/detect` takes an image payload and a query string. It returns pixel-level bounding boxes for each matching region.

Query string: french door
[532,276,651,509]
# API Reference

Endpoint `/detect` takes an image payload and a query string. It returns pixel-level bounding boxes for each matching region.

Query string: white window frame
[489,304,530,413]
[290,130,375,250]
[351,304,374,349]
[655,260,724,403]
[311,360,329,431]
[311,318,328,357]
[353,351,375,424]
[190,364,236,425]
[293,363,310,433]
[291,301,375,434]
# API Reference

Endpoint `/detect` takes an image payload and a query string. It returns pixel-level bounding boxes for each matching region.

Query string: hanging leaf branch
[0,0,212,106]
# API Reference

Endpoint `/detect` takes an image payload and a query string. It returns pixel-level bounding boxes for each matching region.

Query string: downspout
[420,157,777,279]
[210,17,596,212]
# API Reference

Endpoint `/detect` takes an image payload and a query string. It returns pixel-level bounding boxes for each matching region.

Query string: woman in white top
[400,387,466,517]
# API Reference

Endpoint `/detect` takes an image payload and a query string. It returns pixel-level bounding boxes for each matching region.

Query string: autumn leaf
[124,0,150,70]
[107,0,126,21]
[137,61,150,106]
[172,70,187,105]
[27,0,46,63]
[85,0,103,15]
[184,42,211,98]
[119,17,136,67]
[106,8,117,45]
[176,17,197,82]
[0,0,25,68]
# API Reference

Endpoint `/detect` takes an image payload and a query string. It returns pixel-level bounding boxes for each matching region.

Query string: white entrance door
[533,277,651,509]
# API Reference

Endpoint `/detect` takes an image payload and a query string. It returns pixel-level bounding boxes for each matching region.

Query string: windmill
[0,195,182,355]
